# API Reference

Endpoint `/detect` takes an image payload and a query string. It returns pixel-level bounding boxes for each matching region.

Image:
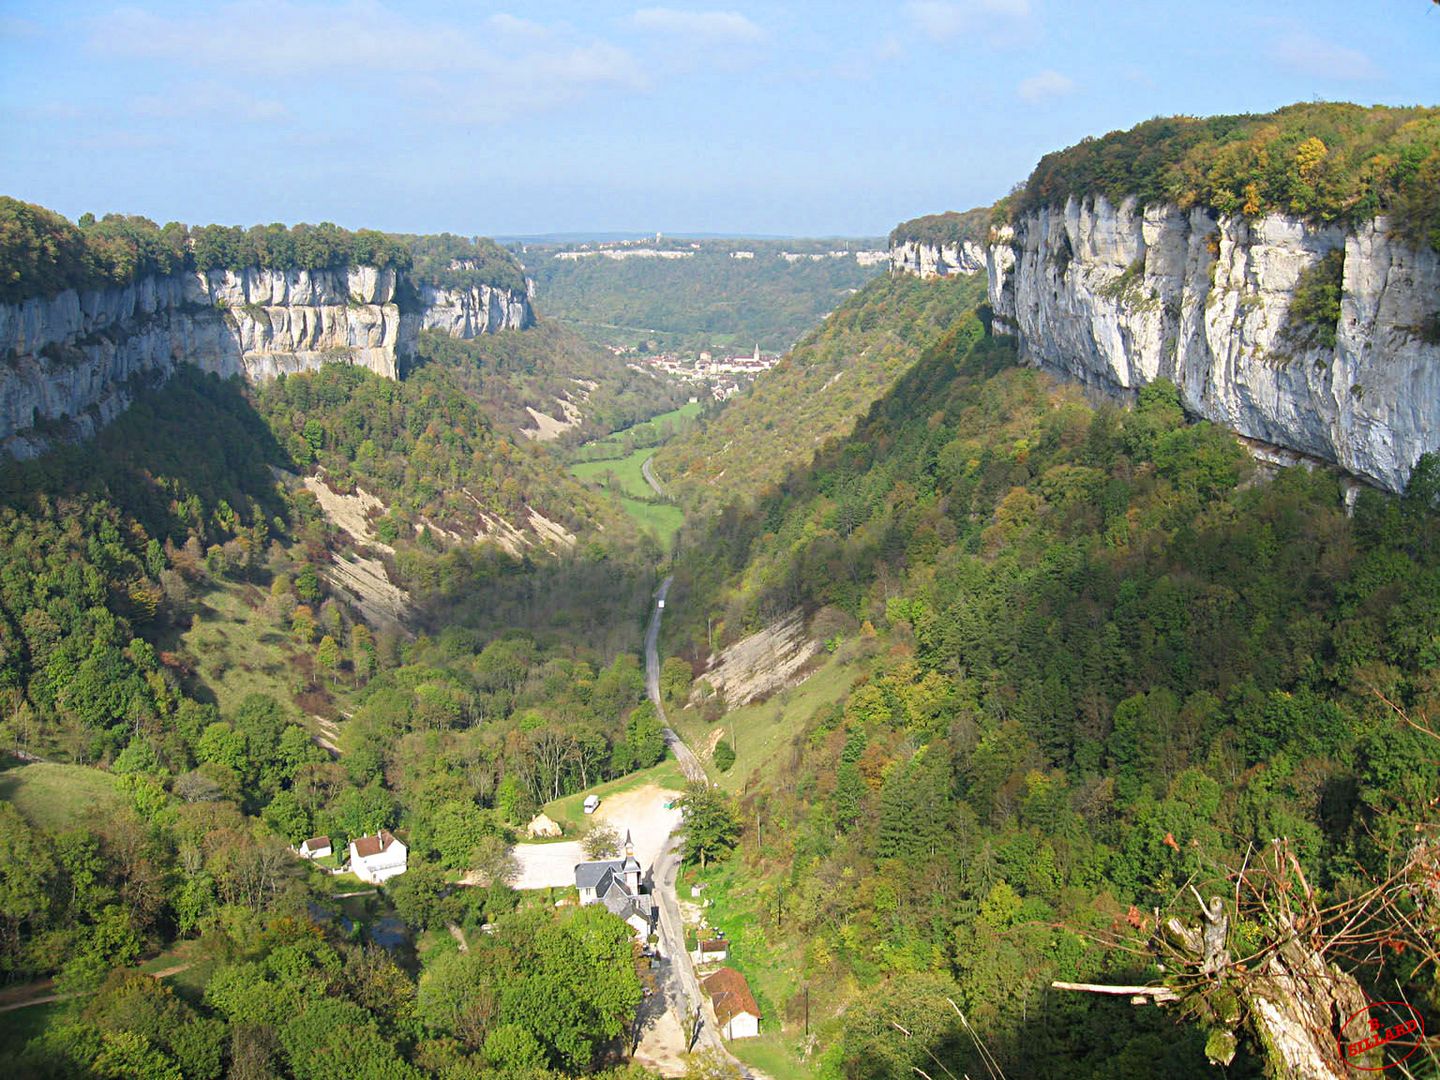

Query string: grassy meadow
[0,762,125,831]
[568,403,698,546]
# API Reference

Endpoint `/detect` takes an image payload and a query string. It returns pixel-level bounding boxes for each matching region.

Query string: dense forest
[1011,102,1440,249]
[522,239,885,354]
[0,196,524,304]
[659,299,1440,1076]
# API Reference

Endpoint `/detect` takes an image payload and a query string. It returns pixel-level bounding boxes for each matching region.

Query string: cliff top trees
[0,196,526,302]
[1009,103,1440,250]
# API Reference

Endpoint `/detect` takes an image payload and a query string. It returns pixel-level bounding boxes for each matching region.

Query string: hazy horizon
[3,1,1438,237]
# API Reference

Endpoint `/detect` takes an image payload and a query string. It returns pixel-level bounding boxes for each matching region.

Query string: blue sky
[2,1,1437,237]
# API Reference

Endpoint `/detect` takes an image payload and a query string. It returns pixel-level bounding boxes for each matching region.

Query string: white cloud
[1273,32,1377,81]
[1017,69,1076,103]
[905,0,1030,40]
[88,2,646,115]
[630,7,765,43]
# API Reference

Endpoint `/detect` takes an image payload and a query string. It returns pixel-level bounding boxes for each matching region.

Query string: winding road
[642,455,666,498]
[643,575,753,1074]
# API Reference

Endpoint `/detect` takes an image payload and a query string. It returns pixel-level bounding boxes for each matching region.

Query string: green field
[576,401,702,458]
[672,650,857,794]
[542,759,688,832]
[569,403,697,546]
[571,447,656,500]
[0,762,125,831]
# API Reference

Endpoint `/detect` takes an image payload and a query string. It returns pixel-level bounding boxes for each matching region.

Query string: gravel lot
[510,783,683,890]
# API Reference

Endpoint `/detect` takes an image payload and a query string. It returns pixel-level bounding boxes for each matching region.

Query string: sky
[1,1,1437,237]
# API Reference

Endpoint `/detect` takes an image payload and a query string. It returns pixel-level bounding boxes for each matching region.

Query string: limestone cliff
[415,281,533,338]
[889,238,987,278]
[982,196,1440,493]
[0,264,532,457]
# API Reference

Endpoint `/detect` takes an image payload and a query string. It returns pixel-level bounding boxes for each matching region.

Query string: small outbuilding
[695,937,728,964]
[299,836,332,859]
[527,812,563,839]
[702,967,760,1040]
[583,794,601,815]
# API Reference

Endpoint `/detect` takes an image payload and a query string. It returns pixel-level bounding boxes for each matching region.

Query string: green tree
[678,783,740,868]
[624,701,666,770]
[660,656,693,706]
[262,790,311,845]
[315,635,342,687]
[0,804,54,973]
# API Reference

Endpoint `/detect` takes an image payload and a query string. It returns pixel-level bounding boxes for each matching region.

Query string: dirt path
[146,963,194,980]
[0,991,76,1014]
[0,962,194,1014]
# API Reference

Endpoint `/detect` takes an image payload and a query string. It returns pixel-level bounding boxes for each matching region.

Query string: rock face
[0,265,533,457]
[979,195,1440,493]
[415,282,533,338]
[889,238,987,278]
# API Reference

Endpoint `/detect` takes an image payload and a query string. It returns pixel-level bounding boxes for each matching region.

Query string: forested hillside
[661,295,1440,1077]
[0,338,679,1074]
[651,272,986,510]
[522,239,885,353]
[413,322,689,446]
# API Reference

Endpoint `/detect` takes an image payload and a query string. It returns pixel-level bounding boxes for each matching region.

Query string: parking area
[510,782,683,889]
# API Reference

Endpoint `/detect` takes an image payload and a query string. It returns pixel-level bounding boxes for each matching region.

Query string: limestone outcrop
[415,281,532,338]
[968,195,1437,493]
[0,264,533,457]
[888,238,987,278]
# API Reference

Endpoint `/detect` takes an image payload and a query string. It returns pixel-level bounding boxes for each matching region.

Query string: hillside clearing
[0,762,124,831]
[674,650,855,795]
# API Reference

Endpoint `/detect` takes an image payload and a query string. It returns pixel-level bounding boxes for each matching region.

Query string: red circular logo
[1336,1000,1426,1072]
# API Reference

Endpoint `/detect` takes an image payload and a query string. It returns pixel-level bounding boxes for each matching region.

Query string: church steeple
[622,829,642,894]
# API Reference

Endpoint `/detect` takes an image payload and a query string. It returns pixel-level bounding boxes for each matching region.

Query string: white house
[574,831,654,942]
[349,830,407,883]
[299,835,332,859]
[694,937,728,965]
[583,794,600,815]
[703,967,760,1039]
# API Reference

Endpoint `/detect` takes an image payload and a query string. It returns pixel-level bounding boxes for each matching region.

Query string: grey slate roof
[575,859,624,891]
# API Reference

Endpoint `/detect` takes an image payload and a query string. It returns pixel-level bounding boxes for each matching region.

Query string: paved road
[644,576,754,1073]
[642,455,665,498]
[646,576,704,784]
